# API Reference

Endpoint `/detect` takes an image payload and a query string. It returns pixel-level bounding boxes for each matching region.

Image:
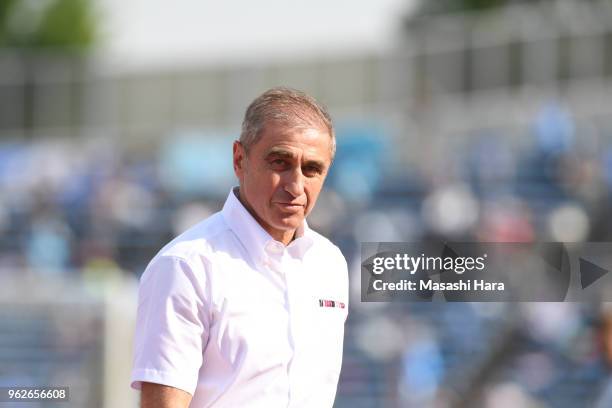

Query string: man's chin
[273,215,303,231]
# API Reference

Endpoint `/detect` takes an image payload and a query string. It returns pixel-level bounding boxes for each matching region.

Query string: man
[131,87,349,407]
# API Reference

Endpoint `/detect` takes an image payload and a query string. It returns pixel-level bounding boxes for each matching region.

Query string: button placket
[260,246,294,406]
[286,255,313,406]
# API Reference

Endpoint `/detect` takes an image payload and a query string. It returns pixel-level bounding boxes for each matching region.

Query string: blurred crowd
[2,99,612,406]
[3,101,612,276]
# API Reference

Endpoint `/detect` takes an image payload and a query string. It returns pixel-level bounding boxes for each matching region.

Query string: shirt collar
[221,187,314,266]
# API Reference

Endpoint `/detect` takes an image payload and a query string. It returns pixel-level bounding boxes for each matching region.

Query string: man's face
[233,121,333,244]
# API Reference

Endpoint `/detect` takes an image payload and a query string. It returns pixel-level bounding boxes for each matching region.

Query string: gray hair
[240,87,336,158]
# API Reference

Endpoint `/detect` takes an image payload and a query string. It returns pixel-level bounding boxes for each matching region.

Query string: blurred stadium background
[2,0,612,406]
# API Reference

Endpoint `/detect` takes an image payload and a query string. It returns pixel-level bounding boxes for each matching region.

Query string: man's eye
[303,166,322,176]
[271,159,287,167]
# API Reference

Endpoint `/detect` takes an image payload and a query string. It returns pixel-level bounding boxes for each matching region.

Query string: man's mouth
[274,202,305,212]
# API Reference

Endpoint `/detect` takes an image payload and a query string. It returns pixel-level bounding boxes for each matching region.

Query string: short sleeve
[130,255,209,395]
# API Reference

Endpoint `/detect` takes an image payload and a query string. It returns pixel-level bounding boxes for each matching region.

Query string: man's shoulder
[308,228,346,265]
[155,211,231,263]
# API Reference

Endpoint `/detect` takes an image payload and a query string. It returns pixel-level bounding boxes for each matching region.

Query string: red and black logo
[318,299,345,309]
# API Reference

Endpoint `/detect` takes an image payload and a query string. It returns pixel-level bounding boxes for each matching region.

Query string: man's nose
[284,167,305,198]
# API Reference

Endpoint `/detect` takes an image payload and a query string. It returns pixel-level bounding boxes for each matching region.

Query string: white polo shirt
[131,188,349,407]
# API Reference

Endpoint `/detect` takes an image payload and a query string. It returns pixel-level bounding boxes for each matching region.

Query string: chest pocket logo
[318,299,346,309]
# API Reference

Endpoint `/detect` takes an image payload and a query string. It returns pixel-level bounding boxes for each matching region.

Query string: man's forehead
[261,121,329,139]
[258,123,330,149]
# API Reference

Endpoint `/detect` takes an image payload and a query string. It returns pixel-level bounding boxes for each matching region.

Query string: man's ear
[233,140,246,177]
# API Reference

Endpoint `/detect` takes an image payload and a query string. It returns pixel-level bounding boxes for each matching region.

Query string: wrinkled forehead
[259,125,333,161]
[261,120,328,139]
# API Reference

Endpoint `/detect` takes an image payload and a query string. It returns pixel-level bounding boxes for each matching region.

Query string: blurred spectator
[25,209,73,275]
[421,183,479,238]
[397,323,444,408]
